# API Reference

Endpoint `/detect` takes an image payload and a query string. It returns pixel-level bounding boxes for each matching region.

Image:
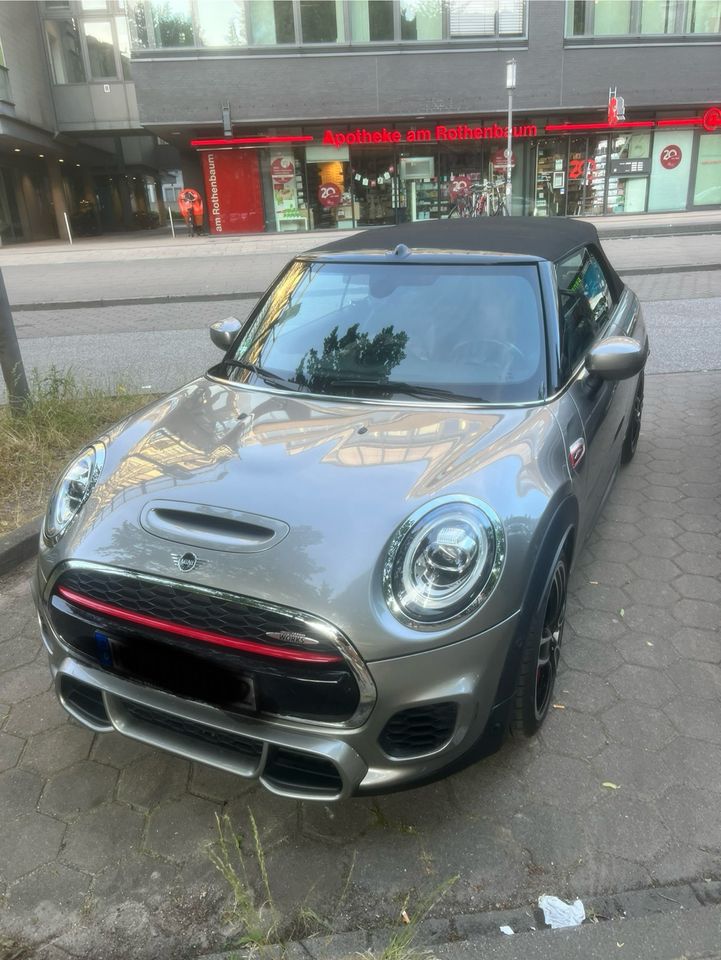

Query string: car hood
[50,377,566,659]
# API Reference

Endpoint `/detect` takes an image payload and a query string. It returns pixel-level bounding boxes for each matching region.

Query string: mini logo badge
[265,630,320,647]
[171,552,206,573]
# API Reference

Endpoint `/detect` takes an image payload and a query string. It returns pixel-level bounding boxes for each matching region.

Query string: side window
[557,247,613,378]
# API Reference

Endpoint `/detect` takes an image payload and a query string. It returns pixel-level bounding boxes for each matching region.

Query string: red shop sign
[491,148,515,173]
[271,156,295,185]
[660,145,682,170]
[318,182,342,208]
[449,176,477,200]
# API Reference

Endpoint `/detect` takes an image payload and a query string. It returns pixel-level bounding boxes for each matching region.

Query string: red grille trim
[56,586,342,664]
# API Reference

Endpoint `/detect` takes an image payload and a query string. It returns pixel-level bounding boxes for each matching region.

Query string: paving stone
[510,803,588,870]
[608,664,677,706]
[623,579,680,607]
[614,883,701,917]
[575,560,633,588]
[225,788,300,850]
[588,539,639,564]
[90,731,153,768]
[538,709,609,759]
[359,780,455,835]
[0,766,43,820]
[0,660,52,704]
[0,633,41,673]
[651,843,721,886]
[556,671,618,715]
[301,797,375,843]
[601,701,676,751]
[672,597,721,630]
[566,608,626,642]
[669,625,721,663]
[61,803,146,874]
[666,660,721,700]
[21,723,95,776]
[585,795,671,862]
[4,689,68,738]
[117,752,190,810]
[675,552,721,577]
[592,745,674,800]
[0,731,23,772]
[620,603,678,637]
[145,794,220,863]
[665,696,721,744]
[677,512,721,533]
[572,583,630,615]
[660,738,721,795]
[39,760,118,820]
[4,862,91,939]
[615,633,679,669]
[562,636,624,677]
[662,786,721,850]
[629,556,682,581]
[188,761,256,802]
[515,753,598,810]
[0,812,66,882]
[677,531,721,555]
[91,853,179,906]
[673,573,721,602]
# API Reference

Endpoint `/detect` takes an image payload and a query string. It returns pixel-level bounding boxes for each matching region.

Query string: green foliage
[294,323,408,391]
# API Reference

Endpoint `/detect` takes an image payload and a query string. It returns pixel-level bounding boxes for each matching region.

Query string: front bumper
[33,568,518,800]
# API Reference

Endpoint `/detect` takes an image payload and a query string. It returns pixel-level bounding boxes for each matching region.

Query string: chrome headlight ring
[382,495,506,630]
[43,443,106,546]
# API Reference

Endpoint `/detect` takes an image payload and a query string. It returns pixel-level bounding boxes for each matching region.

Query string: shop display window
[648,130,694,211]
[439,146,486,218]
[606,133,650,214]
[351,152,396,226]
[693,134,721,206]
[306,147,353,229]
[266,150,309,231]
[534,140,568,216]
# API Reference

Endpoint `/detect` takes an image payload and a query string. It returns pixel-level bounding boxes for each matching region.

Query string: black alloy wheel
[512,553,569,736]
[621,374,644,464]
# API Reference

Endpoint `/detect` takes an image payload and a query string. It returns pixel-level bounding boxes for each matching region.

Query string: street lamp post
[505,58,516,215]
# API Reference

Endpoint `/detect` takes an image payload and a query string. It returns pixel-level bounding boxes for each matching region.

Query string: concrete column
[46,159,70,241]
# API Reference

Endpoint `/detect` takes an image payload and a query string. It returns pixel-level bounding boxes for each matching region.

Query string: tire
[621,373,644,464]
[511,552,568,736]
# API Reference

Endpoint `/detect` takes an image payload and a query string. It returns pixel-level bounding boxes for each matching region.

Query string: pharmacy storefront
[193,106,721,234]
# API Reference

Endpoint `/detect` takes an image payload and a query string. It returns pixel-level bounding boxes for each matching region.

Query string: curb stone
[0,518,41,577]
[197,881,721,960]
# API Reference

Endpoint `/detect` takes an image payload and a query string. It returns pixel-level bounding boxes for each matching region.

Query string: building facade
[0,0,175,243]
[127,0,721,234]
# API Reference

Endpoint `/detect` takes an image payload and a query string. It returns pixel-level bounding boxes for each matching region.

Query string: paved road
[2,369,721,960]
[2,292,719,403]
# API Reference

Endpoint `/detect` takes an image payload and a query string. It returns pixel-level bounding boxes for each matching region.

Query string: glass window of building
[114,14,132,76]
[250,1,295,44]
[400,0,443,39]
[84,20,118,77]
[197,0,248,45]
[141,0,194,47]
[693,134,721,205]
[350,0,394,41]
[640,0,679,33]
[80,0,108,9]
[648,130,694,211]
[606,132,650,213]
[592,0,632,33]
[299,0,345,42]
[449,0,524,36]
[685,0,721,30]
[45,19,87,83]
[305,144,353,229]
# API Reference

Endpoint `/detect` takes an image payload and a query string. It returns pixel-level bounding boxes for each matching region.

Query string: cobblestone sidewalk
[1,371,721,960]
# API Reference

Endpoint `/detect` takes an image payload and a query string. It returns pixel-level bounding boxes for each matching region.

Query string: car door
[556,246,630,534]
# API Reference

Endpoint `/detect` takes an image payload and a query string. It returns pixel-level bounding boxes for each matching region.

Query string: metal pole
[63,211,73,245]
[168,206,176,239]
[0,267,31,415]
[506,89,513,215]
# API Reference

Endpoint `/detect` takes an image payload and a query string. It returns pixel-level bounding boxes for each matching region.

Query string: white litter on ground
[538,895,586,929]
[499,925,514,935]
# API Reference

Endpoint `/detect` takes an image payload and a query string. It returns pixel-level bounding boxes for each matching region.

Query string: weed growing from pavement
[360,876,459,960]
[0,366,158,533]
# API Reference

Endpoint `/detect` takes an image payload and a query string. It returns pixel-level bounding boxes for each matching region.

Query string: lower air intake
[379,702,458,758]
[264,747,343,797]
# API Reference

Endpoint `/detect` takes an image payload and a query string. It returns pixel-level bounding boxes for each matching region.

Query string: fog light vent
[379,702,458,758]
[264,747,343,797]
[59,675,111,728]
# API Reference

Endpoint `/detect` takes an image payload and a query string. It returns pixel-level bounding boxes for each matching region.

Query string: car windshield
[213,259,546,404]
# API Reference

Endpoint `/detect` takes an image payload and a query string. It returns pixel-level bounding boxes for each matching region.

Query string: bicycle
[447,179,508,218]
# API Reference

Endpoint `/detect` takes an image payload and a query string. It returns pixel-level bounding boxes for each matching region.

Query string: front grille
[49,568,361,723]
[122,699,263,762]
[379,703,458,758]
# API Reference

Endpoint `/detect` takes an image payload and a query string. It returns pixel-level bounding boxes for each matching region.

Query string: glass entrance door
[534,140,567,216]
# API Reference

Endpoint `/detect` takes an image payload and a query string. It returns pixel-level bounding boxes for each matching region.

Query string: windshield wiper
[220,358,298,391]
[328,377,480,402]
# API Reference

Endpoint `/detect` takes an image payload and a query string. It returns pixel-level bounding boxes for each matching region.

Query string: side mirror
[209,316,242,351]
[586,336,648,381]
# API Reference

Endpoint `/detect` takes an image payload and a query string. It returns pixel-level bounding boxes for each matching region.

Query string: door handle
[569,438,586,470]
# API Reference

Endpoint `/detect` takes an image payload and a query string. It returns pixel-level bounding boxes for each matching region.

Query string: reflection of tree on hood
[294,324,408,391]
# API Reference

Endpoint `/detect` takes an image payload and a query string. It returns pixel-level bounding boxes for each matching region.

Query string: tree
[0,267,30,416]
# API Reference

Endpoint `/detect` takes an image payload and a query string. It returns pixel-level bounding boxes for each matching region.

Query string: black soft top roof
[313,216,600,262]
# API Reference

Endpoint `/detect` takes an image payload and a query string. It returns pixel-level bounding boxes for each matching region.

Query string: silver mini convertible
[33,219,648,800]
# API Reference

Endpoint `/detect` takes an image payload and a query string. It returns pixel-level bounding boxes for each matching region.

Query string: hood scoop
[140,500,289,554]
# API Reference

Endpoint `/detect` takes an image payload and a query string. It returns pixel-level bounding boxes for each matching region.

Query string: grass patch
[0,367,158,535]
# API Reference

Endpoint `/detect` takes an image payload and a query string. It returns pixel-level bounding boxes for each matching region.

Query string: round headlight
[383,496,505,628]
[43,443,105,544]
